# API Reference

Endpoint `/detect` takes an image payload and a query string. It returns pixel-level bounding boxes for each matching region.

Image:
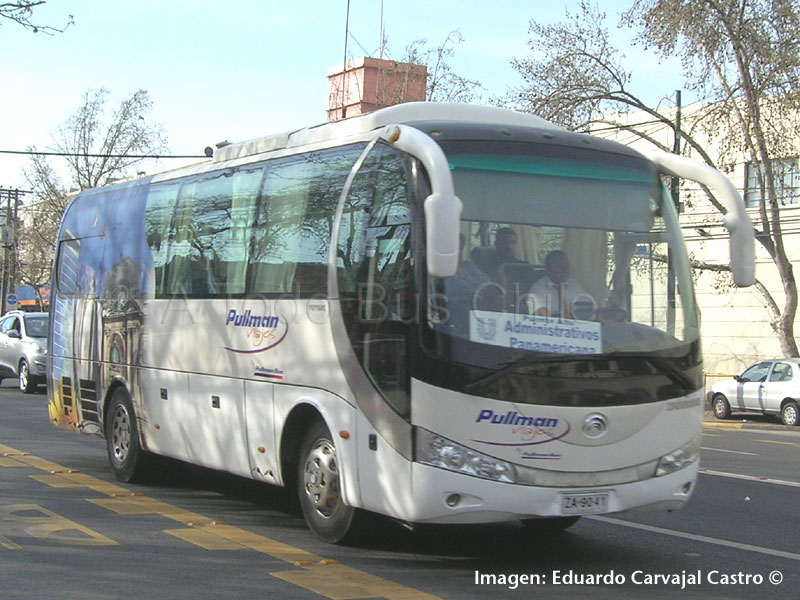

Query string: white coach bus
[48,102,754,543]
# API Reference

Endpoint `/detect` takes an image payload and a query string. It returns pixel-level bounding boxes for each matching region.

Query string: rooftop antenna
[379,0,385,60]
[341,0,351,119]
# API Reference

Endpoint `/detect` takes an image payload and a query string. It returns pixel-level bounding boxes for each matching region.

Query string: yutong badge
[582,413,609,438]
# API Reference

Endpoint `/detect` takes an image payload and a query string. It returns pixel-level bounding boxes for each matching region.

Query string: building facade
[591,103,800,383]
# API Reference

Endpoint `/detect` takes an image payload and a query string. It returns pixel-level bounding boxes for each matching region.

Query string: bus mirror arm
[381,125,463,277]
[644,150,756,288]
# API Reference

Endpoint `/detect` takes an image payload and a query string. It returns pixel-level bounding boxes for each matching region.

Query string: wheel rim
[302,439,341,518]
[110,404,132,464]
[19,362,28,391]
[714,398,725,417]
[785,404,798,425]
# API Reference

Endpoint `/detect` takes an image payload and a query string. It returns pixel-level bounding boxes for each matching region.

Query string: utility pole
[0,188,32,315]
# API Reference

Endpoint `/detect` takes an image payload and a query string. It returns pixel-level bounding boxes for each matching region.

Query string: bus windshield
[426,140,701,404]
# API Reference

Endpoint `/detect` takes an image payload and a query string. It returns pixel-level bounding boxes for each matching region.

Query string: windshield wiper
[606,351,697,392]
[463,351,697,395]
[463,353,587,394]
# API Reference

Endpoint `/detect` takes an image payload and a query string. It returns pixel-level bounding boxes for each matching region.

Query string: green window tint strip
[448,154,653,184]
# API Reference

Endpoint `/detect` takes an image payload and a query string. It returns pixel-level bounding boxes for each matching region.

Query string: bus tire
[297,419,359,544]
[105,388,150,483]
[712,394,731,420]
[521,516,581,533]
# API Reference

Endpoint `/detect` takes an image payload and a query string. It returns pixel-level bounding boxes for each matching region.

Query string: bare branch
[0,1,73,34]
[403,29,484,103]
[509,0,800,355]
[21,89,168,291]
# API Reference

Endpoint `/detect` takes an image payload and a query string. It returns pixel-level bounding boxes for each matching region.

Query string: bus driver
[528,250,594,319]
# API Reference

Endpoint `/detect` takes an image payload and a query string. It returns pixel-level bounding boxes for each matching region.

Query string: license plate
[561,492,609,515]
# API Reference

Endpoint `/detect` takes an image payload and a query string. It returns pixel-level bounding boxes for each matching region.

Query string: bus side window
[56,239,82,297]
[337,143,413,417]
[249,146,363,297]
[251,156,313,295]
[147,168,265,298]
[146,183,180,297]
[292,146,364,296]
[165,175,234,297]
[55,237,104,299]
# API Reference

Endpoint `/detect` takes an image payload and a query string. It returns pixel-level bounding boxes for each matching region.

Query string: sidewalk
[702,410,792,431]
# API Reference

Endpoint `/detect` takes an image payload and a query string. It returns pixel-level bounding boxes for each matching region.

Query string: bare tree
[507,0,800,356]
[22,88,168,289]
[15,153,68,303]
[49,88,169,190]
[0,1,73,34]
[404,30,484,103]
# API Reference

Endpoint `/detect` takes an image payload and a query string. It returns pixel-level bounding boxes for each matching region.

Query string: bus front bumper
[405,460,699,525]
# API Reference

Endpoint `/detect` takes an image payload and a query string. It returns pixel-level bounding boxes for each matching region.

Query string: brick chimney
[327,57,428,121]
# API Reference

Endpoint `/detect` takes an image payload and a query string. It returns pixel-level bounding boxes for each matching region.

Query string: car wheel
[712,394,731,419]
[18,360,36,394]
[297,419,360,544]
[521,516,581,533]
[781,401,800,426]
[105,388,150,482]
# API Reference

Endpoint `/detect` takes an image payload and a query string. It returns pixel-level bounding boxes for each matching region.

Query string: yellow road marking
[88,495,215,526]
[0,442,441,599]
[165,525,248,551]
[0,503,117,547]
[0,533,22,549]
[30,474,87,488]
[273,563,442,600]
[197,522,326,564]
[753,438,800,447]
[89,497,166,516]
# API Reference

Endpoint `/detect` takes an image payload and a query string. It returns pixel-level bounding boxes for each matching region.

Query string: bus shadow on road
[120,454,664,570]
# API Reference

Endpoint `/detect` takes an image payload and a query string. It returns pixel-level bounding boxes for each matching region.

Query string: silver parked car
[0,310,48,393]
[708,359,800,426]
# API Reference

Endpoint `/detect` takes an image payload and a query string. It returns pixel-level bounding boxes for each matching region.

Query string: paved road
[1,384,798,599]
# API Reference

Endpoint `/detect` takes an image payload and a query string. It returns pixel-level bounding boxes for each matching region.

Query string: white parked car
[708,359,800,426]
[0,310,48,393]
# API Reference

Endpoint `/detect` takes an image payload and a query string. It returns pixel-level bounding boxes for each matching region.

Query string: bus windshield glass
[427,140,700,400]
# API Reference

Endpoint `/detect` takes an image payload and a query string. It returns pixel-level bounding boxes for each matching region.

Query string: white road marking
[699,468,800,488]
[701,446,758,456]
[589,515,800,561]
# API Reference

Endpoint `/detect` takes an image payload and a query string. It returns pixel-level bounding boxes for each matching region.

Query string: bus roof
[214,102,561,163]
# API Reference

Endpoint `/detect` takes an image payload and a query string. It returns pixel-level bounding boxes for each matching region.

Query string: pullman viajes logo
[472,408,570,447]
[223,309,288,354]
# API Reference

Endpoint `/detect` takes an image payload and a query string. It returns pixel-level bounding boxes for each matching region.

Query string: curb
[702,421,744,429]
[701,413,793,432]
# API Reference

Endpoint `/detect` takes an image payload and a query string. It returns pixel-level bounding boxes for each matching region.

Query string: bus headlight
[415,427,516,483]
[655,434,701,477]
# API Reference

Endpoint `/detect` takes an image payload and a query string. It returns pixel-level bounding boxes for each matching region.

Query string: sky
[0,0,688,191]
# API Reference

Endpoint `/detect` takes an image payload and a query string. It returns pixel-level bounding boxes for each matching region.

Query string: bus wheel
[712,394,731,420]
[521,516,581,533]
[298,419,359,544]
[105,389,150,483]
[781,401,799,426]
